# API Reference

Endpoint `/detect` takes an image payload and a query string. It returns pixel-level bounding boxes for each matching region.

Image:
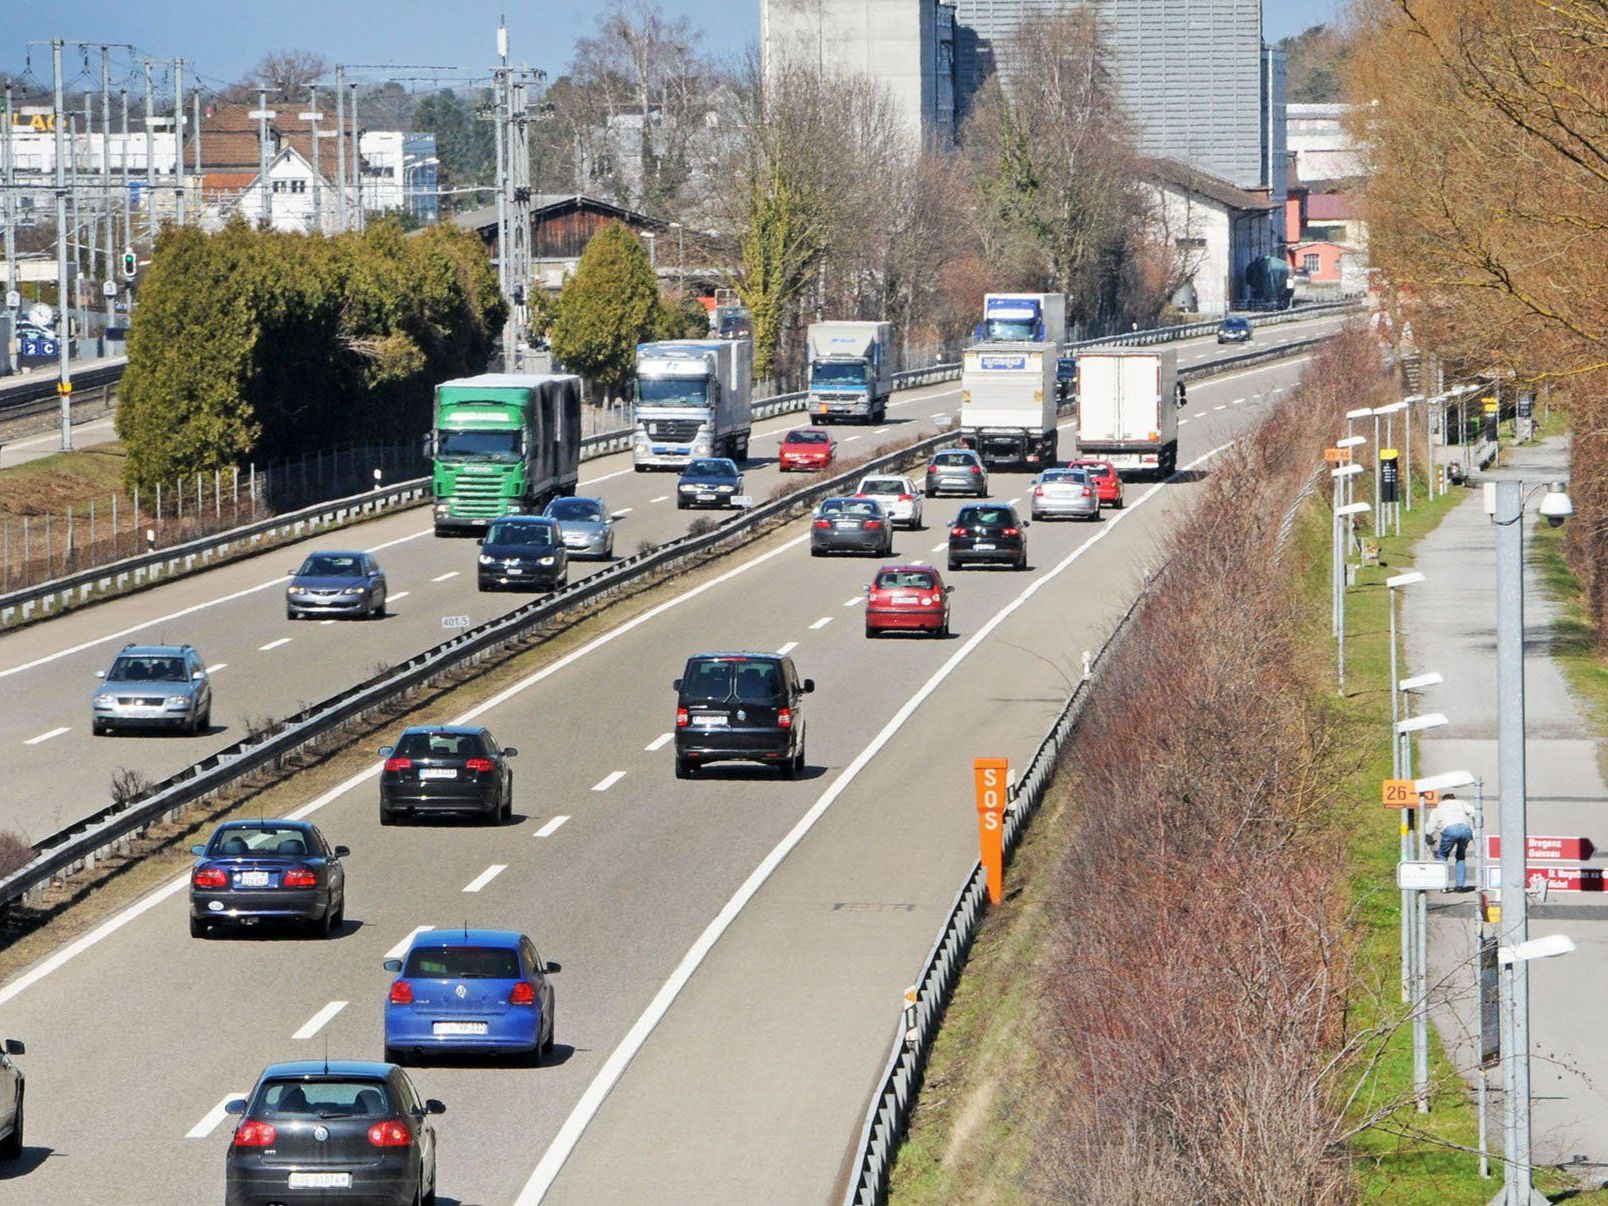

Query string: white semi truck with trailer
[632,339,754,470]
[1073,347,1182,479]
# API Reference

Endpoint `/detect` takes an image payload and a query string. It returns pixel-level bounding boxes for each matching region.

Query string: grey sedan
[810,497,894,557]
[925,449,989,498]
[544,496,615,559]
[1030,468,1101,520]
[286,550,387,619]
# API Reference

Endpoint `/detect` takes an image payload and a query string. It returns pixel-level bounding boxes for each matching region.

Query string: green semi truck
[431,373,582,536]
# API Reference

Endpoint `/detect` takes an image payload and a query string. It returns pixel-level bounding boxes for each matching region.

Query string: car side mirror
[224,1098,247,1116]
[190,844,206,856]
[476,537,485,545]
[544,960,562,974]
[502,747,519,758]
[382,958,402,973]
[333,845,350,858]
[378,745,394,757]
[803,678,816,694]
[425,1099,447,1115]
[192,671,204,681]
[946,585,954,594]
[672,678,682,691]
[4,1040,24,1056]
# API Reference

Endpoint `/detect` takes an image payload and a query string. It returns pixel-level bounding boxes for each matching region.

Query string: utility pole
[173,59,185,225]
[53,40,73,448]
[334,67,346,233]
[301,87,323,233]
[101,49,111,282]
[120,90,131,261]
[4,83,16,312]
[349,80,363,231]
[143,60,156,238]
[253,88,273,225]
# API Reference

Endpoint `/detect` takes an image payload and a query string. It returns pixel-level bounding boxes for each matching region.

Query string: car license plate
[236,871,270,888]
[894,596,918,606]
[974,542,995,550]
[840,520,860,529]
[432,1020,489,1036]
[420,768,457,780]
[695,714,729,726]
[697,493,716,502]
[289,1172,352,1189]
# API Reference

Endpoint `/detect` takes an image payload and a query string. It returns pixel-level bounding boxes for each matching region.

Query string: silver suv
[92,644,213,736]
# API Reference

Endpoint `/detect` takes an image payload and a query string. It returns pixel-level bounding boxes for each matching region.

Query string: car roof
[685,651,785,662]
[876,563,940,574]
[405,928,524,949]
[820,495,881,507]
[550,495,603,504]
[487,515,555,524]
[303,550,365,557]
[117,643,194,656]
[397,724,488,737]
[259,1060,393,1080]
[212,819,314,833]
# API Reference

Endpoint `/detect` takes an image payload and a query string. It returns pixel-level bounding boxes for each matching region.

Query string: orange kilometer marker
[973,758,1008,904]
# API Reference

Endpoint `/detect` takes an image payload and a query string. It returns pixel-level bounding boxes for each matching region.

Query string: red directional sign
[1484,835,1595,861]
[1486,865,1607,892]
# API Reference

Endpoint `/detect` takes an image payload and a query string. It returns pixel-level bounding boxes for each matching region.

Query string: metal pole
[143,60,155,238]
[1475,775,1491,1179]
[53,41,73,451]
[1373,412,1383,536]
[305,87,322,233]
[493,69,512,369]
[349,81,362,232]
[335,69,346,233]
[120,91,130,259]
[1392,588,1412,1003]
[257,87,272,225]
[173,59,185,225]
[99,51,111,282]
[1338,515,1348,697]
[194,87,202,179]
[1405,399,1415,512]
[3,83,16,321]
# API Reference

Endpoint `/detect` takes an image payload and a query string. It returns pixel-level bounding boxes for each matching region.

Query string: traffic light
[121,248,137,280]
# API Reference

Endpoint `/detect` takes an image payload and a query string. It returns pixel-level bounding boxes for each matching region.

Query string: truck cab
[806,321,894,425]
[633,340,754,470]
[975,293,1068,347]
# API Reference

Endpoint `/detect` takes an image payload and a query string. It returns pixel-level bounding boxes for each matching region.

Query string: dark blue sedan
[383,929,556,1065]
[676,457,743,510]
[189,820,348,939]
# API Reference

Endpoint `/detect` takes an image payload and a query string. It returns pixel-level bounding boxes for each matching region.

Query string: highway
[0,313,1342,844]
[0,325,1331,1204]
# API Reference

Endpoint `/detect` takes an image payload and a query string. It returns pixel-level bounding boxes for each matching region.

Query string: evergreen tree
[549,221,662,398]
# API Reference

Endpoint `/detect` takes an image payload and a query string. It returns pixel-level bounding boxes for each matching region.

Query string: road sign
[440,614,471,630]
[1379,449,1400,503]
[973,757,1008,905]
[1486,865,1607,892]
[1397,860,1449,890]
[1382,779,1418,808]
[1483,399,1499,414]
[4,290,18,310]
[1324,447,1349,466]
[102,280,117,298]
[1484,835,1595,861]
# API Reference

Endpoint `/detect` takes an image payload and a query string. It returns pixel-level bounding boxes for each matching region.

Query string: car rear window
[933,452,973,466]
[210,826,312,857]
[1042,470,1088,484]
[858,479,902,494]
[393,731,487,759]
[547,499,602,521]
[821,499,879,517]
[486,520,557,546]
[681,658,784,702]
[404,945,521,979]
[962,506,1014,525]
[876,571,936,590]
[788,430,828,444]
[108,655,187,682]
[686,459,733,476]
[254,1079,395,1119]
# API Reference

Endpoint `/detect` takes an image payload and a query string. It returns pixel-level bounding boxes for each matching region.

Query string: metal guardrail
[0,426,961,914]
[1078,299,1357,350]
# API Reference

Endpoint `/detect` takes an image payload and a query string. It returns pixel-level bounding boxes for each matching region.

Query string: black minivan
[673,653,814,779]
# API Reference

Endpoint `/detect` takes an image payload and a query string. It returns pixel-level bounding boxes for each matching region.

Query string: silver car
[92,643,213,735]
[286,550,387,619]
[544,496,615,559]
[855,475,924,529]
[1030,468,1100,521]
[810,497,894,557]
[925,449,989,498]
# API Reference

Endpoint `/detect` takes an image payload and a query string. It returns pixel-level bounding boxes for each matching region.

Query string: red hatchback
[865,564,951,638]
[1066,458,1125,508]
[779,428,836,471]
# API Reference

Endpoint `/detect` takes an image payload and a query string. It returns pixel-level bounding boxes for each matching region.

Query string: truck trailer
[806,320,894,424]
[975,293,1067,347]
[1073,347,1181,479]
[632,339,754,470]
[431,373,582,535]
[958,342,1060,470]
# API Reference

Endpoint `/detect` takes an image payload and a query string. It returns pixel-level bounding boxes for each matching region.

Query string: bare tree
[245,50,330,103]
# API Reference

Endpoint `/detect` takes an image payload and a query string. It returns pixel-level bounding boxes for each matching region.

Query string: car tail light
[1003,527,1020,537]
[367,1119,412,1148]
[813,519,830,529]
[389,979,414,1005]
[950,525,967,537]
[383,757,412,772]
[464,757,495,773]
[1033,486,1044,497]
[233,1120,276,1148]
[676,706,689,728]
[1082,487,1094,498]
[898,493,913,501]
[864,519,883,530]
[509,981,537,1006]
[192,867,228,889]
[969,465,981,475]
[777,707,793,729]
[282,867,317,888]
[921,595,935,606]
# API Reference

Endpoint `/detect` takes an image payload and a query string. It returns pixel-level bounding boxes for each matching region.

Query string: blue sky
[1,1,1343,96]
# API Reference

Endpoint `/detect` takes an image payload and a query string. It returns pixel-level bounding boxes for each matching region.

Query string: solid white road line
[513,437,1241,1203]
[644,733,673,752]
[1007,497,1020,506]
[390,591,410,601]
[776,641,798,656]
[845,435,862,442]
[808,616,832,630]
[258,637,291,651]
[615,507,633,515]
[385,925,434,960]
[431,571,459,583]
[873,427,890,433]
[650,495,669,503]
[535,816,570,838]
[579,466,635,487]
[23,726,70,746]
[1230,397,1246,405]
[321,620,337,626]
[842,595,863,608]
[292,1000,348,1040]
[206,663,228,673]
[187,1092,247,1139]
[1178,418,1190,426]
[592,771,626,793]
[463,864,507,893]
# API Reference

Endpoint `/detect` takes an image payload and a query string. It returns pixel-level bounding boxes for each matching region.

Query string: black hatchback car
[189,820,349,939]
[379,725,517,825]
[224,1060,443,1206]
[676,457,743,509]
[477,516,568,592]
[948,502,1029,570]
[674,653,814,779]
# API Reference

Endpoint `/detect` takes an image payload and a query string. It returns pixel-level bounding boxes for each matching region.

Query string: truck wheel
[736,436,750,461]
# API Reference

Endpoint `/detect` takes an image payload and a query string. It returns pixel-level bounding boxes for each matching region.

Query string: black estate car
[673,653,813,780]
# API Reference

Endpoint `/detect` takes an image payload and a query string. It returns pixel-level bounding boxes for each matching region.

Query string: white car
[855,475,923,529]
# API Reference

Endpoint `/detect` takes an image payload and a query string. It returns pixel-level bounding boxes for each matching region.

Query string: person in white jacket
[1425,792,1477,892]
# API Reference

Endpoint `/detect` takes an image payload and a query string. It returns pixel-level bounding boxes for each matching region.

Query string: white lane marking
[808,616,833,630]
[535,815,570,838]
[1178,418,1190,426]
[258,637,291,652]
[0,527,435,682]
[390,591,410,601]
[385,925,434,960]
[1007,497,1020,506]
[843,595,863,608]
[579,466,635,487]
[463,864,507,893]
[645,732,673,752]
[431,571,459,583]
[187,1093,247,1139]
[320,620,337,626]
[1213,405,1227,412]
[592,770,626,793]
[931,542,947,553]
[873,427,890,433]
[206,663,228,673]
[614,507,633,515]
[24,726,70,746]
[845,435,863,442]
[776,641,798,656]
[513,437,1240,1203]
[1230,397,1246,405]
[650,495,669,503]
[292,1000,348,1040]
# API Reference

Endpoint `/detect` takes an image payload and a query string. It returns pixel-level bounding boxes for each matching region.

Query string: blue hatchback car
[382,929,556,1065]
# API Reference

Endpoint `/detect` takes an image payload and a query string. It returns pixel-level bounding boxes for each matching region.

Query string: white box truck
[975,293,1067,346]
[806,320,894,424]
[959,342,1060,470]
[1074,347,1182,479]
[632,339,754,470]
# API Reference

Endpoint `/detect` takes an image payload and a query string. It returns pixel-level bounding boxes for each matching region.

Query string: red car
[865,564,951,638]
[1066,458,1125,508]
[779,428,836,471]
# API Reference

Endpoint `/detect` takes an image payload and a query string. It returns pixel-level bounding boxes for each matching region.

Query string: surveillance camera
[1538,483,1573,528]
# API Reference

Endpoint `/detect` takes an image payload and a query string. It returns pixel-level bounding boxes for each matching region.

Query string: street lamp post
[1388,569,1426,1003]
[1332,464,1364,634]
[1334,500,1371,693]
[1399,709,1447,1111]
